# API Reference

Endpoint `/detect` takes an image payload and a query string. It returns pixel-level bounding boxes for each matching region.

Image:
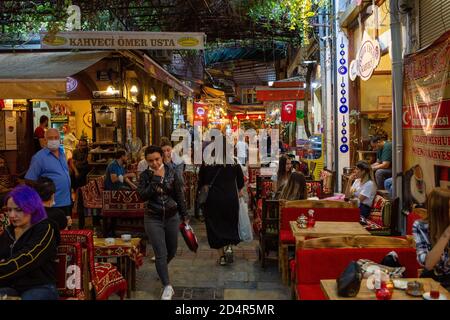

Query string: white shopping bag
[238,197,253,242]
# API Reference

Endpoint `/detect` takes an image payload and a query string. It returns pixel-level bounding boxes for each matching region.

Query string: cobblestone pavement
[120,217,289,300]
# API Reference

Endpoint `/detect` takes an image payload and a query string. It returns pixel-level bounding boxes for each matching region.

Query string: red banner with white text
[402,31,450,212]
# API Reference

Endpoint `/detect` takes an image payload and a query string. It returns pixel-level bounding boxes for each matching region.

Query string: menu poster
[402,31,450,212]
[0,112,5,150]
[4,111,17,150]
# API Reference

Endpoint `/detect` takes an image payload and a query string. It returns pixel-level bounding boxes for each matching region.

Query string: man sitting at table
[104,150,137,191]
[370,136,392,190]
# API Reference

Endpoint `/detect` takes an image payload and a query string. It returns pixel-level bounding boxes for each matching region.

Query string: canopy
[0,51,111,99]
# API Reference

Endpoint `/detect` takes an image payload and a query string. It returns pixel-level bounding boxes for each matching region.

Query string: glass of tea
[429,282,440,299]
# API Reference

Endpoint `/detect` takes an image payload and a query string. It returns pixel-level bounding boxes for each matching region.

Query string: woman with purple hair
[0,185,60,300]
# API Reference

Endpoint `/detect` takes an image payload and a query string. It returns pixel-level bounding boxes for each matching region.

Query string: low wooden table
[320,278,449,300]
[290,221,371,249]
[94,237,143,298]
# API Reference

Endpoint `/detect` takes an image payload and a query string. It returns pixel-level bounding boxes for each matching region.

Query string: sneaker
[224,246,234,263]
[218,255,227,266]
[161,285,174,300]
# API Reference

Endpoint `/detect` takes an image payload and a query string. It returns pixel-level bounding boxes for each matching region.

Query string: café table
[320,278,449,300]
[93,237,143,298]
[290,221,371,249]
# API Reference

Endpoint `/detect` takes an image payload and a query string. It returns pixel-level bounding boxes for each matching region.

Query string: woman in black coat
[198,162,245,266]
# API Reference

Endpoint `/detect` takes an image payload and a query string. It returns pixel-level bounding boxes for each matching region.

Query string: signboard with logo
[194,102,208,127]
[281,101,296,122]
[402,31,450,212]
[349,32,381,81]
[40,31,205,50]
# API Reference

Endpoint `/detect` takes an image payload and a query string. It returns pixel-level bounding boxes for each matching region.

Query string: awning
[0,51,112,99]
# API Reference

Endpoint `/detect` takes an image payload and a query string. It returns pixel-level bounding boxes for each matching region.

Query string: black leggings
[359,204,372,218]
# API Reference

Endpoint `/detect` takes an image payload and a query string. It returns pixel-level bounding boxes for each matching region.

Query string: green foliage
[247,0,328,45]
[0,0,72,43]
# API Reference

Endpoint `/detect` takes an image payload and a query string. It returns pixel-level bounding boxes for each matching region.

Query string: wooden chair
[259,199,279,268]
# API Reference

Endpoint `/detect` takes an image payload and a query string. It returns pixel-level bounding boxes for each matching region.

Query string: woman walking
[137,145,189,300]
[198,140,245,266]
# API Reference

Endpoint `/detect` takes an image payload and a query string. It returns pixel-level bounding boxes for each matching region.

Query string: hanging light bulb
[164,99,170,106]
[107,85,115,94]
[258,115,262,120]
[246,114,250,120]
[150,94,157,102]
[130,85,138,95]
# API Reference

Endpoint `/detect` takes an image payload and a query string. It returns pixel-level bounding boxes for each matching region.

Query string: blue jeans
[0,284,58,300]
[384,178,393,198]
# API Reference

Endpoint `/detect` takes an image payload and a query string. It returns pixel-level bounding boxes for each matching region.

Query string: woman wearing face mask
[33,177,70,231]
[137,145,189,300]
[0,185,60,300]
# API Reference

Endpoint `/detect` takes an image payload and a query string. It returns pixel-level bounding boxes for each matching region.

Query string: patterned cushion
[60,230,127,300]
[369,195,389,227]
[95,176,105,194]
[81,180,102,209]
[102,190,146,218]
[56,243,86,300]
[306,181,323,198]
[93,262,127,300]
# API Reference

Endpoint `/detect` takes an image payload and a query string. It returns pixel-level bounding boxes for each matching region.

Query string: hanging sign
[350,32,381,81]
[40,31,205,50]
[281,101,297,122]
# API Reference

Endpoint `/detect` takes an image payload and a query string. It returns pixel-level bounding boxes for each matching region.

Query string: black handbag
[197,168,221,208]
[337,261,362,297]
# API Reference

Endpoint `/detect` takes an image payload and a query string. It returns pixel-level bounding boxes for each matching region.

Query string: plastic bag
[238,197,253,242]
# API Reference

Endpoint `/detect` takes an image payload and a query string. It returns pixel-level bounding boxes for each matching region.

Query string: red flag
[281,101,296,122]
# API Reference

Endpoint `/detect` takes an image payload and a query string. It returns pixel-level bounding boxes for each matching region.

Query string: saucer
[422,292,447,300]
[393,279,408,290]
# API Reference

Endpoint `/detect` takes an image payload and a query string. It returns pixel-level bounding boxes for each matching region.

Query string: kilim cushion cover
[102,190,146,218]
[60,230,127,300]
[81,180,102,209]
[368,195,388,227]
[56,243,85,300]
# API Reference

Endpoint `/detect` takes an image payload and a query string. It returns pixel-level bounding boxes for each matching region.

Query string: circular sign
[196,107,205,116]
[349,60,358,81]
[66,77,78,93]
[358,39,381,81]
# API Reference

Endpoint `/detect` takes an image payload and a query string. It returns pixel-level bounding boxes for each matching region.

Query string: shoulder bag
[197,167,221,209]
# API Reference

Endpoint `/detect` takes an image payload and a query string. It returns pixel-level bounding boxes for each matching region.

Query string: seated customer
[345,161,377,222]
[104,149,137,191]
[278,172,308,201]
[370,136,392,189]
[412,188,450,290]
[272,155,292,193]
[33,177,70,231]
[0,185,60,300]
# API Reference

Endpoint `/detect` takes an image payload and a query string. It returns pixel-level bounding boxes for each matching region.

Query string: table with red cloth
[94,237,144,298]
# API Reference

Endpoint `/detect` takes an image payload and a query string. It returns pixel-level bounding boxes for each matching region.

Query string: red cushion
[93,262,127,300]
[296,247,420,285]
[56,243,85,299]
[369,195,387,227]
[279,230,295,244]
[297,284,326,300]
[280,207,360,231]
[406,211,422,235]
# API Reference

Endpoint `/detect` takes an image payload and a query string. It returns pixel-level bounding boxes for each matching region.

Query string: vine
[247,0,328,45]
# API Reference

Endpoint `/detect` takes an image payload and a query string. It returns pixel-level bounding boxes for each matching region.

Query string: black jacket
[0,219,60,292]
[137,163,188,219]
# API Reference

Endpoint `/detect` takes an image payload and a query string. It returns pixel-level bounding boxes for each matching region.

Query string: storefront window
[172,102,182,130]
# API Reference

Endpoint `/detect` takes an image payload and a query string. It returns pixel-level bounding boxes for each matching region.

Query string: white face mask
[47,140,60,151]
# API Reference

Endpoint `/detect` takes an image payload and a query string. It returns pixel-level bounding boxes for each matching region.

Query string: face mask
[47,140,60,151]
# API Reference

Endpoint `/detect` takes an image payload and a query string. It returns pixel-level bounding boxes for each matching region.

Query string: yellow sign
[177,37,200,47]
[42,35,67,46]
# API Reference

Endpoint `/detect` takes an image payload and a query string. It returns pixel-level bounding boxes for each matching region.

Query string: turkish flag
[281,101,297,122]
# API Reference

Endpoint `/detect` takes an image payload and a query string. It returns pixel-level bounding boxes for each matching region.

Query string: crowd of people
[0,126,449,300]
